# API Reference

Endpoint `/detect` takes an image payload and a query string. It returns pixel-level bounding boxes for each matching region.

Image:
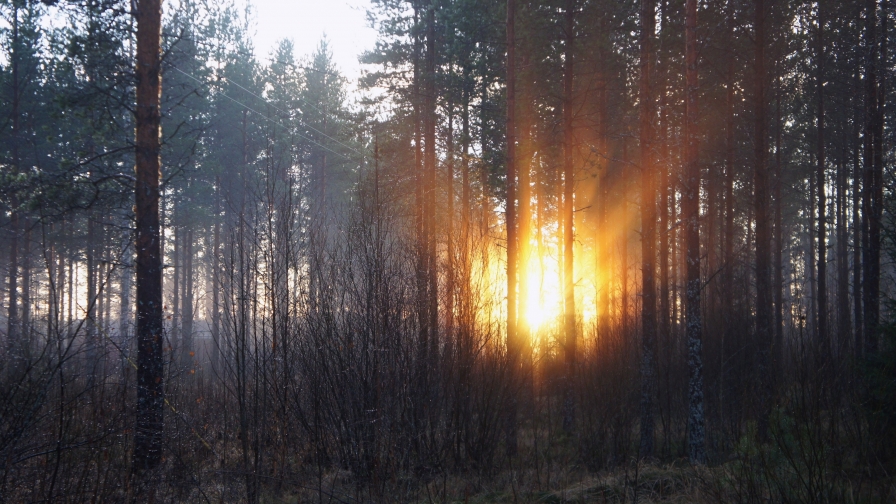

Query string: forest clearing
[1,0,895,501]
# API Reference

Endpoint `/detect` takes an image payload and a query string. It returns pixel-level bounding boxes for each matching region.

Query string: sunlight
[520,253,560,333]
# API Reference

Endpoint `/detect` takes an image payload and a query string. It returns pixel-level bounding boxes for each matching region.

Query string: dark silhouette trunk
[597,13,611,341]
[425,0,438,374]
[685,0,705,464]
[119,218,132,349]
[171,206,180,355]
[753,0,773,438]
[638,0,657,459]
[212,176,222,373]
[816,10,828,352]
[6,1,20,362]
[132,0,165,476]
[837,156,850,352]
[505,0,519,455]
[87,215,98,383]
[562,0,577,435]
[774,75,784,372]
[181,226,194,371]
[853,100,863,354]
[863,0,882,356]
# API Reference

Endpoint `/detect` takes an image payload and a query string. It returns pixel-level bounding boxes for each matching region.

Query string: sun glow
[520,252,561,333]
[514,235,601,337]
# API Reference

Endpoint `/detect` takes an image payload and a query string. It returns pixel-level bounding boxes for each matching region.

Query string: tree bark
[425,0,438,372]
[753,0,773,437]
[181,226,194,371]
[684,0,705,464]
[171,205,180,355]
[853,99,863,354]
[597,12,611,342]
[562,0,577,435]
[862,0,882,356]
[774,75,784,373]
[837,156,850,352]
[119,217,132,350]
[132,0,165,476]
[6,0,20,364]
[505,0,519,455]
[816,8,828,351]
[638,0,657,459]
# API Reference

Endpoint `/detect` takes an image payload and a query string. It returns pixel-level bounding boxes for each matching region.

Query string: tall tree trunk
[211,185,221,373]
[413,2,428,386]
[863,0,882,356]
[657,0,672,456]
[562,0,577,435]
[809,177,817,332]
[181,226,194,371]
[447,105,456,353]
[753,0,773,437]
[6,1,20,363]
[67,223,74,339]
[519,60,532,358]
[774,75,784,373]
[505,0,519,455]
[506,0,518,348]
[57,220,67,342]
[597,13,611,341]
[21,221,31,343]
[119,217,132,350]
[684,0,705,464]
[853,99,863,354]
[837,156,850,353]
[171,205,180,354]
[462,66,472,307]
[816,9,828,351]
[87,215,98,382]
[132,0,165,476]
[425,0,438,373]
[47,225,57,345]
[638,0,657,459]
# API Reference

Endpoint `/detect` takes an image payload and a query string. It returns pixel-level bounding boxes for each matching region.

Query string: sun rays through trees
[1,0,896,501]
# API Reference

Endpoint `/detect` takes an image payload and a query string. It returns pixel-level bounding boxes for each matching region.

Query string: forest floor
[281,462,723,503]
[279,458,896,503]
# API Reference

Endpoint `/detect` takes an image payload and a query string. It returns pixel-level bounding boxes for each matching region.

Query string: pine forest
[1,0,895,501]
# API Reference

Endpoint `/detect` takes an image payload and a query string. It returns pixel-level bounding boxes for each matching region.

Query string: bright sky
[248,0,378,84]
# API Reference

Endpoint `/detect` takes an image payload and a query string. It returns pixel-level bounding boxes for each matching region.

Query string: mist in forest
[1,0,895,502]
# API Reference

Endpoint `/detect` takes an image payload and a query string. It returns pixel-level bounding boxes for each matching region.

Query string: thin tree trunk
[505,0,519,455]
[87,215,98,382]
[562,0,577,435]
[6,1,20,363]
[816,9,828,351]
[863,0,883,356]
[753,0,773,438]
[212,176,222,373]
[853,99,863,354]
[597,12,610,341]
[171,205,180,355]
[181,226,194,371]
[638,0,657,459]
[447,106,456,349]
[684,0,706,464]
[425,0,438,374]
[837,156,850,353]
[809,177,817,333]
[21,221,31,342]
[119,217,132,350]
[774,75,784,373]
